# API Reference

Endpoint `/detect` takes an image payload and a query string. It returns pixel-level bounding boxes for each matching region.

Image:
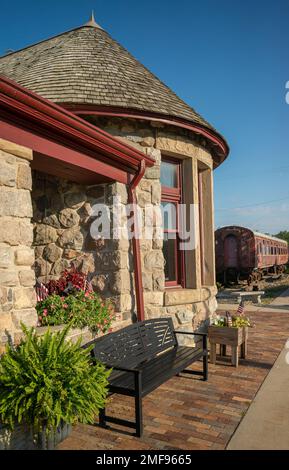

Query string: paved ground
[270,287,289,308]
[227,343,289,449]
[58,307,289,451]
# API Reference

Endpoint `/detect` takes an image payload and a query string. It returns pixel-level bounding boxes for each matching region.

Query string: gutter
[127,159,146,322]
[0,75,155,173]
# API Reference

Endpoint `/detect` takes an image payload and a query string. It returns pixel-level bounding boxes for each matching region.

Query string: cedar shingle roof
[0,23,217,133]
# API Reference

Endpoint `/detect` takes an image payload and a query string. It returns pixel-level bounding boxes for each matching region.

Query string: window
[161,158,184,287]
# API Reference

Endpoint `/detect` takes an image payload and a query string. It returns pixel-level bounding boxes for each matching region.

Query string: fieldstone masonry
[0,115,217,350]
[32,172,133,325]
[85,116,217,334]
[0,139,37,353]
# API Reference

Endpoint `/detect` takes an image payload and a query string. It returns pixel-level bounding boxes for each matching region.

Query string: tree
[274,231,289,244]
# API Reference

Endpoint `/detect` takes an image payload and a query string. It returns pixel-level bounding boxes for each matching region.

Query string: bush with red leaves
[45,264,90,296]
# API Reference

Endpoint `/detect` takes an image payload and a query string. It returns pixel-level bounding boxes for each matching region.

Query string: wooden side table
[208,326,248,367]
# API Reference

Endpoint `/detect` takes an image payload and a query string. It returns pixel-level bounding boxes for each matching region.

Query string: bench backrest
[90,317,177,368]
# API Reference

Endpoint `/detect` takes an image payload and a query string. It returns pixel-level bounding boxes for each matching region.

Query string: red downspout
[127,159,146,321]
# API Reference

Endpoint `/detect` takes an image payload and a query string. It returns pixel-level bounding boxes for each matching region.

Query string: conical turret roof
[0,21,219,133]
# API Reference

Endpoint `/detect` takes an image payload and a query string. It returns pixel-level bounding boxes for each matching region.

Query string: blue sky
[0,0,288,234]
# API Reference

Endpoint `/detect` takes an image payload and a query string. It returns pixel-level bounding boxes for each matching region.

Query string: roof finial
[90,10,95,23]
[84,10,102,29]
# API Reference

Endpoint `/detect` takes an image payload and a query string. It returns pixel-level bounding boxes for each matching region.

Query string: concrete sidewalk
[218,303,289,314]
[218,287,289,315]
[227,341,289,450]
[270,287,289,309]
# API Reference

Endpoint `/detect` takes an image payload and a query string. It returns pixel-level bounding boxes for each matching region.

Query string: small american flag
[226,311,233,326]
[236,300,245,316]
[84,279,93,292]
[35,282,49,302]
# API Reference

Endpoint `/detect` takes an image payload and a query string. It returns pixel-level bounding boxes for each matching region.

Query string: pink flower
[63,304,68,309]
[84,292,90,297]
[43,309,48,317]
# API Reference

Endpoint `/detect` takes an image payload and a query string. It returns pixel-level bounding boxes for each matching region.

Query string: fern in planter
[0,324,110,447]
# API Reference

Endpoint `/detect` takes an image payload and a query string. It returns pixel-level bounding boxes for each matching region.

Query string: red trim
[63,104,229,167]
[128,160,146,322]
[198,170,205,286]
[0,76,154,177]
[0,119,129,184]
[161,158,184,287]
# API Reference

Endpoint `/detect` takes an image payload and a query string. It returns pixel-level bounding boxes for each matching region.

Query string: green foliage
[0,324,111,434]
[36,290,115,333]
[274,231,289,245]
[231,316,252,328]
[211,314,252,328]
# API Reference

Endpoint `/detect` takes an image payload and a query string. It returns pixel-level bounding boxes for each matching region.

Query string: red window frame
[161,156,185,288]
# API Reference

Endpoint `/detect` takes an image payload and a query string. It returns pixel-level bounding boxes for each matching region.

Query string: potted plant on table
[0,324,111,450]
[208,304,253,367]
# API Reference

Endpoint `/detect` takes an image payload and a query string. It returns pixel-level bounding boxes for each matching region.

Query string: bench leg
[135,394,143,437]
[257,295,262,305]
[99,407,107,428]
[134,371,143,437]
[203,352,208,381]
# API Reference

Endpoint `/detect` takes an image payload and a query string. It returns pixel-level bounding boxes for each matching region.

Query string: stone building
[0,15,229,349]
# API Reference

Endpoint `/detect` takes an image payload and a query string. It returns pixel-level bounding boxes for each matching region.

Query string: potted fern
[0,324,110,450]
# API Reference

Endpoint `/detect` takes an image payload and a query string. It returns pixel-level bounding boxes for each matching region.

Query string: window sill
[164,286,217,306]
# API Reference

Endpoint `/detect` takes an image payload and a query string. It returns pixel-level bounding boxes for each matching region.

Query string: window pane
[163,234,177,282]
[160,160,178,188]
[161,202,177,230]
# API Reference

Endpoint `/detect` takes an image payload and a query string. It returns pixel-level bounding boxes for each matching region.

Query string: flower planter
[34,422,72,450]
[0,421,71,450]
[208,325,248,367]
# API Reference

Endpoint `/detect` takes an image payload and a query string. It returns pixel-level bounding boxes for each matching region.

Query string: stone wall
[0,139,37,352]
[0,114,218,350]
[31,171,133,326]
[84,116,217,333]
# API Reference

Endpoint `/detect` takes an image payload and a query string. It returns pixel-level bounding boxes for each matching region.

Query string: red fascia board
[63,104,229,166]
[0,75,154,172]
[0,119,129,184]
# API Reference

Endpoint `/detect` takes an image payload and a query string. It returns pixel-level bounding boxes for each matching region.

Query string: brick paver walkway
[58,309,289,450]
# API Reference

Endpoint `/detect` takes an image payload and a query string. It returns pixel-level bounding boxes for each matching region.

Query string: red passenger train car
[215,226,289,284]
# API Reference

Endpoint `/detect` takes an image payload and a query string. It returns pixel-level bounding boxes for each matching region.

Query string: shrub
[44,264,89,296]
[0,324,111,434]
[36,290,115,333]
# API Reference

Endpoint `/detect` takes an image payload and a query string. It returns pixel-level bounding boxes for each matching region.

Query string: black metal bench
[85,317,208,437]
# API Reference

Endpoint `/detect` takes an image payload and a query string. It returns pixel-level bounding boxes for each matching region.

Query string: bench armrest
[173,330,208,350]
[173,330,207,337]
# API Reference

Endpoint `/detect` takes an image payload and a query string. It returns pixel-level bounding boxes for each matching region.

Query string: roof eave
[62,103,229,168]
[0,75,155,175]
